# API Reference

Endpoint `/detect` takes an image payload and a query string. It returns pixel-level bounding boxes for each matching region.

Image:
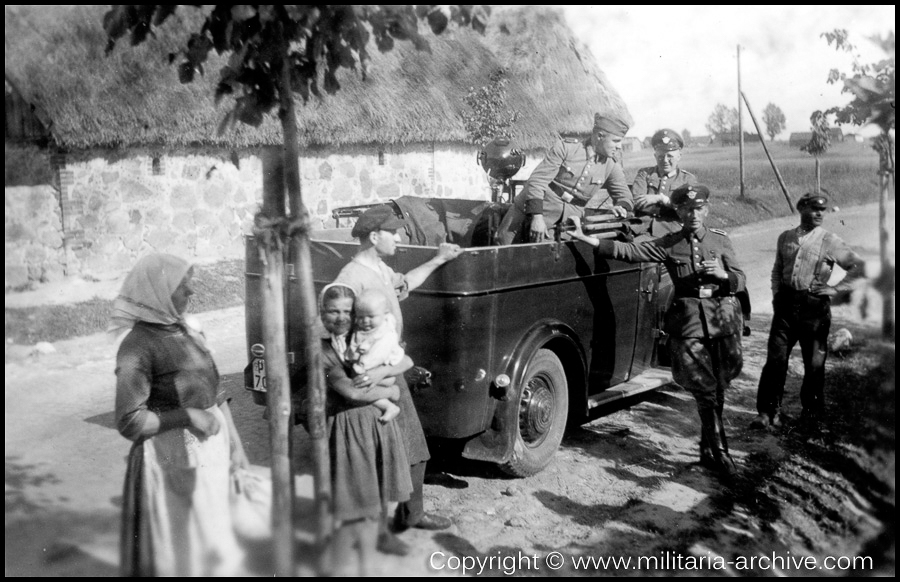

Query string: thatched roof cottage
[5,5,631,284]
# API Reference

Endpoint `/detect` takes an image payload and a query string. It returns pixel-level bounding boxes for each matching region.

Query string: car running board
[587,368,673,409]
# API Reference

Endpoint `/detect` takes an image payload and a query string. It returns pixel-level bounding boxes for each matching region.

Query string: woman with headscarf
[113,253,248,576]
[314,283,413,575]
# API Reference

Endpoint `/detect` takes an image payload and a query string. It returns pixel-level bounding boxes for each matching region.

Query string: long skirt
[120,405,244,576]
[329,404,413,523]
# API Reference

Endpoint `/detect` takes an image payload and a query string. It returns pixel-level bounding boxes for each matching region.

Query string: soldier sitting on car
[495,113,634,244]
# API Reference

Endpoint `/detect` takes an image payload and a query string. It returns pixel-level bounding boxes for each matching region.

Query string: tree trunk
[877,135,894,340]
[277,20,333,573]
[815,156,821,193]
[259,147,295,576]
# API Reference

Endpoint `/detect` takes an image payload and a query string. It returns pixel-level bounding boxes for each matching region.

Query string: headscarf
[108,253,192,336]
[318,283,356,361]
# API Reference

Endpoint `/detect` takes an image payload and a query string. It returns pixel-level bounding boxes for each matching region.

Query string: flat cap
[796,191,829,210]
[351,205,406,238]
[593,114,630,137]
[671,184,711,208]
[651,129,684,151]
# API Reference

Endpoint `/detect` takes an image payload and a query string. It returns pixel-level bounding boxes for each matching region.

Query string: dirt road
[5,203,893,576]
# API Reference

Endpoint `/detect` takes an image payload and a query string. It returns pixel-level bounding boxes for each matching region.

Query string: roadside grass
[5,259,246,345]
[624,141,883,229]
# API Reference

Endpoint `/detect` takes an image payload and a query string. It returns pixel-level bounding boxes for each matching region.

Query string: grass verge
[5,259,246,344]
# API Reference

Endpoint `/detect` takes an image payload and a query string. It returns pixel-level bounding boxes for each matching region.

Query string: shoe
[377,531,410,556]
[412,513,452,531]
[770,413,785,428]
[749,414,771,430]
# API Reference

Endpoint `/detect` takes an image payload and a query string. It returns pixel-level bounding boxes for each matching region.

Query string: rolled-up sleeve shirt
[771,226,865,296]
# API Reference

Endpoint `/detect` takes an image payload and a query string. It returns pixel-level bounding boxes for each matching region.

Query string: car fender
[462,319,586,464]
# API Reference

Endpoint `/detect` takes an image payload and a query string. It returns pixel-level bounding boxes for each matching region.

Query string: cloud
[560,5,895,138]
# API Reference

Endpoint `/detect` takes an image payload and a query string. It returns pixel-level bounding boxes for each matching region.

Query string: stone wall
[5,185,65,288]
[5,142,540,287]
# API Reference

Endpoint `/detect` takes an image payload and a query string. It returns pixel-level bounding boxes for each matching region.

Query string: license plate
[251,357,267,392]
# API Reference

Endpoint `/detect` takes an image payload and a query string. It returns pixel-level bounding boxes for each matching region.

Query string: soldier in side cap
[750,191,865,431]
[567,184,746,478]
[496,113,634,244]
[633,128,697,237]
[334,204,463,550]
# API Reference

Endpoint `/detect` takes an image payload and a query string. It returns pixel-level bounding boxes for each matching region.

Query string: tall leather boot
[699,407,735,477]
[699,431,715,468]
[716,403,737,472]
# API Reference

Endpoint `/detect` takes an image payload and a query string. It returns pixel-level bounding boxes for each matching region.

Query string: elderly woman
[315,283,413,575]
[113,253,248,576]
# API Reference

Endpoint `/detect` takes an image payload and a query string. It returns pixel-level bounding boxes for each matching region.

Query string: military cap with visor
[351,204,406,238]
[593,114,630,137]
[795,191,829,210]
[671,184,711,208]
[651,129,684,151]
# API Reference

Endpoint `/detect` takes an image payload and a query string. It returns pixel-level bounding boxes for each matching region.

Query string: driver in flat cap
[751,191,865,432]
[567,184,746,478]
[496,113,634,244]
[633,128,697,237]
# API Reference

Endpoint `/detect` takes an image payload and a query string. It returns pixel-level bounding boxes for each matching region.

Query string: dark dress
[322,337,412,522]
[116,321,241,577]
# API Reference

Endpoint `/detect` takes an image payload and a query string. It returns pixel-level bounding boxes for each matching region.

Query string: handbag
[230,466,273,541]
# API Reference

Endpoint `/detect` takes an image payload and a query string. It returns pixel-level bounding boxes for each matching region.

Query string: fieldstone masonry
[5,143,540,288]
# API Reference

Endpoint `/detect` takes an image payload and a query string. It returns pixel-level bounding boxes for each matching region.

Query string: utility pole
[737,44,745,198]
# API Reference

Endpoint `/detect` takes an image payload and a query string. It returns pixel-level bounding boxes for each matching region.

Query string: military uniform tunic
[756,226,864,418]
[496,137,633,244]
[632,167,697,236]
[596,227,745,410]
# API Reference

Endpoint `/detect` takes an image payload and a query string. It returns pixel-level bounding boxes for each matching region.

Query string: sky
[552,5,895,140]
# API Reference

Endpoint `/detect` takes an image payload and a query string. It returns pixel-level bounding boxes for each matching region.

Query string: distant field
[622,140,884,229]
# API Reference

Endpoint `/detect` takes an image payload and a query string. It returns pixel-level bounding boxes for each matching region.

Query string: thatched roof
[5,5,631,150]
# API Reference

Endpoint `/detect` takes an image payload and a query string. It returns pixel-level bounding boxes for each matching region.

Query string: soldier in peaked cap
[750,191,865,432]
[567,184,746,477]
[496,113,634,245]
[633,128,697,237]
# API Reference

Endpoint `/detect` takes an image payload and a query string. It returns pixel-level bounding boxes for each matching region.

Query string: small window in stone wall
[151,156,163,176]
[378,148,386,166]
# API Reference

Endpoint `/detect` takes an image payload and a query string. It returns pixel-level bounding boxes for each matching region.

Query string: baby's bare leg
[374,398,401,423]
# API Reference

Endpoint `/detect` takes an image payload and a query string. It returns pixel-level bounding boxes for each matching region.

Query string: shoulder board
[709,228,728,236]
[681,169,696,177]
[562,137,581,144]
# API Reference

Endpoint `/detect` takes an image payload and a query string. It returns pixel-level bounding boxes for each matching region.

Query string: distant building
[686,135,712,148]
[789,128,844,149]
[789,132,813,148]
[718,131,761,146]
[622,136,643,152]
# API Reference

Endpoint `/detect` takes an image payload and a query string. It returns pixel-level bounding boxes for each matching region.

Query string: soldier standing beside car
[568,184,745,478]
[632,128,697,237]
[750,191,865,431]
[496,114,634,244]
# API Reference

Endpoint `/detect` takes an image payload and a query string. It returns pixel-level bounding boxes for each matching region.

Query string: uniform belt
[675,290,729,299]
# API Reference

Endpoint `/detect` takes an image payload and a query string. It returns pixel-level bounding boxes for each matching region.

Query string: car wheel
[500,349,569,477]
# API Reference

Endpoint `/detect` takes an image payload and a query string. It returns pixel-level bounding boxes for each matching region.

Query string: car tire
[500,348,569,477]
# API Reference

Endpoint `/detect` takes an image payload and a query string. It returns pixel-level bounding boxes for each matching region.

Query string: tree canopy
[705,104,738,144]
[762,103,786,141]
[103,5,491,135]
